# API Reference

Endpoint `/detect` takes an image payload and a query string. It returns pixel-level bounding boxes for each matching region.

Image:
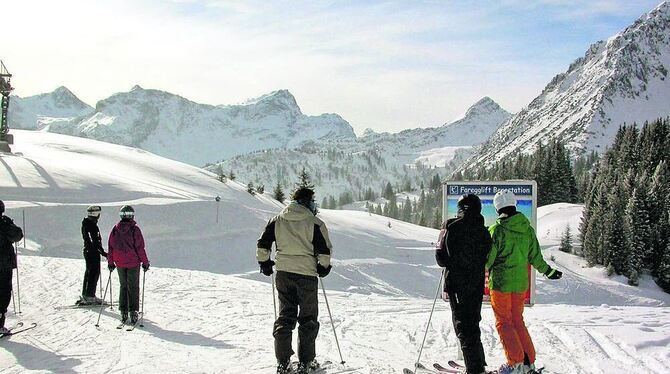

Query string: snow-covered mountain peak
[43,86,355,165]
[239,89,301,118]
[458,96,506,123]
[466,1,670,167]
[361,127,377,137]
[8,86,93,130]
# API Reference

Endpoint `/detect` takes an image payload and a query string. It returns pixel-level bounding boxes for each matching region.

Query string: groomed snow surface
[1,131,669,373]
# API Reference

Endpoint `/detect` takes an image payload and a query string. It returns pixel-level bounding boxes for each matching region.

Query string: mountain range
[469,1,670,167]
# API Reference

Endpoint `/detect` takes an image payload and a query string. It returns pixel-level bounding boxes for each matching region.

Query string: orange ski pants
[490,290,536,366]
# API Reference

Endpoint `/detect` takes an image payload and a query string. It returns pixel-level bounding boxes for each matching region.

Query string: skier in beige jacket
[257,187,333,374]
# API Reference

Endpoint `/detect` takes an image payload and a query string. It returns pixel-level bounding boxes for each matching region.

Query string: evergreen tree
[649,161,670,277]
[229,170,236,181]
[603,177,627,274]
[417,211,426,226]
[256,184,265,194]
[321,197,329,209]
[247,181,256,195]
[559,225,573,253]
[656,230,670,292]
[402,197,413,222]
[215,165,227,183]
[432,208,442,229]
[273,181,285,203]
[296,167,315,189]
[329,196,337,209]
[382,182,394,200]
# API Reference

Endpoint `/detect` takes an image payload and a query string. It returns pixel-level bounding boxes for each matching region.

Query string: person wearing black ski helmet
[78,205,108,306]
[435,194,492,374]
[107,205,149,326]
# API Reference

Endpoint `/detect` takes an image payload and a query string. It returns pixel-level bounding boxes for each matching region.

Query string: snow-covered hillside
[1,130,438,296]
[1,132,669,372]
[45,87,355,166]
[470,1,670,166]
[8,86,93,130]
[214,97,510,199]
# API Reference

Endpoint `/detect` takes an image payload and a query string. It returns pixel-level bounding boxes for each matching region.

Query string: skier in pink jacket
[108,205,149,325]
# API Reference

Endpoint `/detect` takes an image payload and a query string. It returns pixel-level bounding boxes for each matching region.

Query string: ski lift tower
[0,60,13,152]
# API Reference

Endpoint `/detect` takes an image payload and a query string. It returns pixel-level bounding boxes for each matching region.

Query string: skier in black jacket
[435,194,492,374]
[0,200,24,334]
[79,205,107,305]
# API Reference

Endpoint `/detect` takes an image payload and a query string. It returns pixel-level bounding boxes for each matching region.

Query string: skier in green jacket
[486,189,562,374]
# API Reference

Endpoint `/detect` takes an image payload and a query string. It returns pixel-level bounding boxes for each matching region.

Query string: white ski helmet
[87,205,102,218]
[493,189,516,211]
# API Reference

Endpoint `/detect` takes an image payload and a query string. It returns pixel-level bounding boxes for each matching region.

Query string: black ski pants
[82,251,101,298]
[117,267,140,312]
[446,273,487,374]
[273,271,320,364]
[0,269,12,315]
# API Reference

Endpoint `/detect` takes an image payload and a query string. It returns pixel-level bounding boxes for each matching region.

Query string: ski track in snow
[0,131,669,373]
[0,256,668,373]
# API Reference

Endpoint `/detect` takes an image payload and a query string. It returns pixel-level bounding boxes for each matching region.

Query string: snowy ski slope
[0,131,668,373]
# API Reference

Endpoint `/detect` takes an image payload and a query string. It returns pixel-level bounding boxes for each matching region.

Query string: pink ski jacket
[108,220,149,269]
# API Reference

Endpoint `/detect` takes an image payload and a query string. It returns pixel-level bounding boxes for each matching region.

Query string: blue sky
[1,0,663,133]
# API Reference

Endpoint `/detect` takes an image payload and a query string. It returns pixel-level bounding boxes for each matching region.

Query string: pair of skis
[404,362,460,374]
[116,312,144,331]
[404,361,545,374]
[0,322,38,339]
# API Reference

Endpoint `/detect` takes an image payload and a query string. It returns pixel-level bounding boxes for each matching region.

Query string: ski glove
[99,249,108,258]
[142,263,150,272]
[545,267,562,280]
[108,264,116,272]
[259,260,275,276]
[317,264,332,278]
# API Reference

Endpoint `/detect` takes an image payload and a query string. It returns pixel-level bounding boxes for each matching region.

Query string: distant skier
[435,194,492,374]
[78,205,107,305]
[107,205,150,325]
[256,187,333,374]
[486,190,562,374]
[0,200,23,334]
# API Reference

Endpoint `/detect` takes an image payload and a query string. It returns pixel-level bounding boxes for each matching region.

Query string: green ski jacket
[486,212,549,293]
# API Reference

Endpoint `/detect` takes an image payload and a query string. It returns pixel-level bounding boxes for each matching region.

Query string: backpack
[1,216,23,243]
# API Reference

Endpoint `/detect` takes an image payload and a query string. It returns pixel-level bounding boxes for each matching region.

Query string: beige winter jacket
[256,202,332,277]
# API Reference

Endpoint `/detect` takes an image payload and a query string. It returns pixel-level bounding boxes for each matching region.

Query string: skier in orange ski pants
[486,190,563,374]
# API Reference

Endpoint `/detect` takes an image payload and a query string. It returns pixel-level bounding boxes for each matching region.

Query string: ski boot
[296,360,320,374]
[0,326,10,335]
[523,363,535,373]
[121,311,128,323]
[498,363,524,374]
[130,311,139,325]
[276,360,292,374]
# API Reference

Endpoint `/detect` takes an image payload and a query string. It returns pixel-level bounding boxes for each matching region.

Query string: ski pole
[14,243,21,314]
[271,272,277,320]
[99,265,103,298]
[415,269,445,370]
[95,271,113,327]
[320,278,345,365]
[22,210,26,253]
[139,269,146,328]
[109,270,113,310]
[11,288,16,314]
